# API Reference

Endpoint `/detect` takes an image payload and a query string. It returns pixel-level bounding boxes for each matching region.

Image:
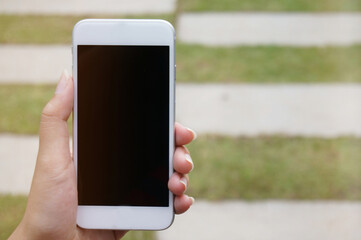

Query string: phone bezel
[72,19,175,230]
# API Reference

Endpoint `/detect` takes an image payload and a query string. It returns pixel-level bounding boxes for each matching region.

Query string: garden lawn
[0,45,360,90]
[176,44,361,83]
[0,14,174,44]
[181,0,361,12]
[1,15,360,83]
[187,135,361,200]
[0,84,58,134]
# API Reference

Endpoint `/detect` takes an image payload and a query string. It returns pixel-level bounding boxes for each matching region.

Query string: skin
[9,72,195,240]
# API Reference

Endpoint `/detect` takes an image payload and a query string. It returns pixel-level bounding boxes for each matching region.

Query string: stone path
[157,200,361,240]
[0,45,71,83]
[0,135,38,194]
[176,84,361,137]
[0,135,74,194]
[0,0,176,15]
[178,13,361,46]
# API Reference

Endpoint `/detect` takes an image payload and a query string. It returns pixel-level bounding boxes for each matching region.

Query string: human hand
[9,71,195,240]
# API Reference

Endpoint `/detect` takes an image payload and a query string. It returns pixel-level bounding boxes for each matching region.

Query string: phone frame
[72,19,175,230]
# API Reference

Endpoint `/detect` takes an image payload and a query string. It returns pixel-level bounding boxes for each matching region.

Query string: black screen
[77,45,170,207]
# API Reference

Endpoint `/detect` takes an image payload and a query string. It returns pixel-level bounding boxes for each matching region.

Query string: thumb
[38,70,73,166]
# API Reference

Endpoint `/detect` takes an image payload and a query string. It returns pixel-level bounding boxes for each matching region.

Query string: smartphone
[72,19,175,230]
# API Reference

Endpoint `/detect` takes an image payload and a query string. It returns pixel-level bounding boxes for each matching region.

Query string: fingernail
[55,69,70,94]
[186,127,197,141]
[190,197,195,204]
[180,177,187,190]
[185,154,194,172]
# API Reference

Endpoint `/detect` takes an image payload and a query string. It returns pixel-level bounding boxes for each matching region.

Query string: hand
[9,71,196,240]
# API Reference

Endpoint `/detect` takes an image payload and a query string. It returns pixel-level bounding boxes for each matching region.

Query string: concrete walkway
[0,45,71,83]
[0,0,176,15]
[177,84,361,137]
[0,135,38,194]
[178,13,361,46]
[158,200,361,240]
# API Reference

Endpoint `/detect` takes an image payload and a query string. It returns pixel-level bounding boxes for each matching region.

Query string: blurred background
[0,0,361,239]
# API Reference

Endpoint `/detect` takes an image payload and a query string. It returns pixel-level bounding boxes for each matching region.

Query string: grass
[187,135,361,200]
[0,196,155,240]
[0,14,174,44]
[0,84,55,134]
[1,136,360,238]
[1,41,361,132]
[0,84,74,134]
[0,45,359,85]
[181,0,361,12]
[177,44,361,83]
[1,15,361,83]
[0,195,26,239]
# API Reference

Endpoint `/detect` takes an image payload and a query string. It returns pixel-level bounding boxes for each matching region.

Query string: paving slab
[0,135,74,194]
[158,200,361,240]
[178,13,361,46]
[177,83,361,137]
[0,45,71,84]
[0,0,176,15]
[0,135,38,194]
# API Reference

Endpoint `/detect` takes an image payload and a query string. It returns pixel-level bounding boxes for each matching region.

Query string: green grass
[0,195,154,240]
[1,45,360,85]
[1,15,361,83]
[0,85,55,134]
[181,0,361,12]
[0,84,74,134]
[0,195,27,239]
[187,135,361,200]
[177,44,361,83]
[0,14,174,44]
[2,136,360,238]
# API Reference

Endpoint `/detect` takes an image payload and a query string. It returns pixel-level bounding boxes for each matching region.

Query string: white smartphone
[72,19,175,230]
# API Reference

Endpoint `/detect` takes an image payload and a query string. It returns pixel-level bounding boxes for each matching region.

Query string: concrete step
[0,135,38,194]
[176,83,361,137]
[158,200,361,240]
[0,45,71,83]
[178,13,361,46]
[0,0,176,15]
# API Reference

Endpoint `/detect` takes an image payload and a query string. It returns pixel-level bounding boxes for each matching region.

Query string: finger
[174,194,194,214]
[38,70,73,166]
[173,146,193,174]
[175,122,197,146]
[168,172,189,196]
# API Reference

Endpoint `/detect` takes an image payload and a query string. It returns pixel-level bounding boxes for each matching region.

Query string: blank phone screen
[77,45,170,207]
